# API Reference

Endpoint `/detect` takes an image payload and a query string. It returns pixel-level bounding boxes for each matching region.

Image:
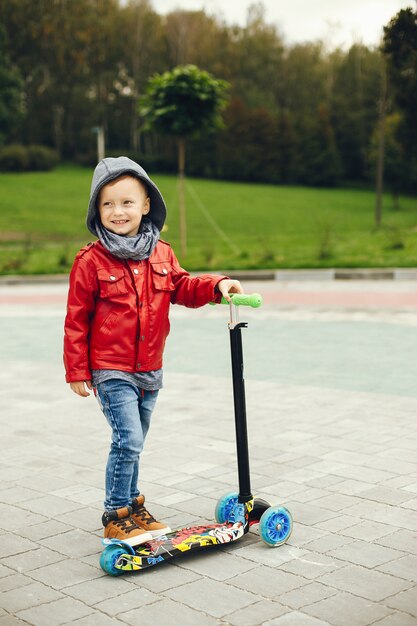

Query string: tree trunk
[375,62,387,228]
[178,136,187,257]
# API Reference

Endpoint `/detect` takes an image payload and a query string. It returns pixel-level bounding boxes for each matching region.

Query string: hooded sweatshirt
[88,157,168,390]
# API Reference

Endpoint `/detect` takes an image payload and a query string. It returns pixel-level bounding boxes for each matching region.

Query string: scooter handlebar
[211,293,263,308]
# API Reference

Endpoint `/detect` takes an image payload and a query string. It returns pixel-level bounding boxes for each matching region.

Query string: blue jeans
[95,379,159,511]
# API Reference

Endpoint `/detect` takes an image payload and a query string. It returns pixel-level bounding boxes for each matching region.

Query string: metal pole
[229,304,252,502]
[97,126,105,162]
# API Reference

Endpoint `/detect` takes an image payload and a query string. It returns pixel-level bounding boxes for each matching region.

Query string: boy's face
[98,176,150,237]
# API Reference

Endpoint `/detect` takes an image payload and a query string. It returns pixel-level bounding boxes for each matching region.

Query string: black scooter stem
[229,320,253,503]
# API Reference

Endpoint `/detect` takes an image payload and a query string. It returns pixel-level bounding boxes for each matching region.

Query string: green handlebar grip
[210,293,263,307]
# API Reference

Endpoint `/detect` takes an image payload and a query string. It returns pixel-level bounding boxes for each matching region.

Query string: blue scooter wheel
[215,492,239,523]
[100,544,127,576]
[259,506,293,546]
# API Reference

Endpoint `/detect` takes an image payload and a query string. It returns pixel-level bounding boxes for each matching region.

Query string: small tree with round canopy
[138,64,229,256]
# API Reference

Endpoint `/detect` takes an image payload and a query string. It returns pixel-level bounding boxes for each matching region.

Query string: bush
[26,145,59,171]
[0,144,29,171]
[0,144,59,172]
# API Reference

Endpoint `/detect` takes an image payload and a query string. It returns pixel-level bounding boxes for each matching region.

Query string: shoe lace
[114,517,137,533]
[134,505,157,524]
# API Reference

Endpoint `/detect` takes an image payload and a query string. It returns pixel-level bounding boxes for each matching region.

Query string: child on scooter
[64,156,243,545]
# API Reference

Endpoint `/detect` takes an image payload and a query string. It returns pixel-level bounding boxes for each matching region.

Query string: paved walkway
[1,279,417,625]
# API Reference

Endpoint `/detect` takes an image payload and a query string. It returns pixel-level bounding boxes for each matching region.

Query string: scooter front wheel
[259,506,293,546]
[215,492,239,523]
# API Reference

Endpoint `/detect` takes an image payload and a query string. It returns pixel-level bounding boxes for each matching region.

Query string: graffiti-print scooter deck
[101,521,244,573]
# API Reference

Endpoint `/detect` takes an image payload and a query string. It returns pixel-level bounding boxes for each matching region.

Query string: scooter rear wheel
[100,544,127,576]
[259,506,293,546]
[215,492,239,523]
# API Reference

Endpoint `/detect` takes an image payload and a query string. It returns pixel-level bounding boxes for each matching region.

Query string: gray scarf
[96,217,160,260]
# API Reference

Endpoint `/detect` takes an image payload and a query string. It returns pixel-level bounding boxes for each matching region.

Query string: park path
[0,278,416,626]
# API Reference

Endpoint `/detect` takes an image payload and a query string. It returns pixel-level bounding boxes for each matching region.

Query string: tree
[0,25,23,145]
[139,64,229,256]
[382,8,417,191]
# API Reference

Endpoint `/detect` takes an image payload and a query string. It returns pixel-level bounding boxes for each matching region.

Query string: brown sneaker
[131,496,171,537]
[102,505,152,546]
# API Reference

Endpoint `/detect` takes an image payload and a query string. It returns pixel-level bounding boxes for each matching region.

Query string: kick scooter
[99,293,293,575]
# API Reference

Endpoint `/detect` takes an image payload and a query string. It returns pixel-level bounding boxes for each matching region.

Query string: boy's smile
[98,176,150,237]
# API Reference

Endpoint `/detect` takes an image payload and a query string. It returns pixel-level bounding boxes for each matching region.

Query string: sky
[151,0,414,48]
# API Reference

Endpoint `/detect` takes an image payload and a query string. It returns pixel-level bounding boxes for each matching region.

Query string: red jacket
[64,240,225,383]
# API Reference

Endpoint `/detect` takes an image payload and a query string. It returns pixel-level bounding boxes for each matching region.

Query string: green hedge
[0,144,59,171]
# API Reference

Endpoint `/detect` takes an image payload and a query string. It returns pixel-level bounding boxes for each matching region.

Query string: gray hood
[86,156,167,236]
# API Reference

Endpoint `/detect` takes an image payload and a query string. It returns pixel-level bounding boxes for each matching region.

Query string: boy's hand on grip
[70,380,93,397]
[217,279,244,303]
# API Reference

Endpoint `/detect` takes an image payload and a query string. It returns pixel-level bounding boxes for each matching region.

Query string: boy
[64,156,243,546]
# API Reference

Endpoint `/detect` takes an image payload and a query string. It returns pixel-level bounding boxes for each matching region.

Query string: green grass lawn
[1,164,417,274]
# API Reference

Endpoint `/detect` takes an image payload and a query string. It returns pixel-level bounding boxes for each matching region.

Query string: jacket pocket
[97,267,128,298]
[150,261,175,291]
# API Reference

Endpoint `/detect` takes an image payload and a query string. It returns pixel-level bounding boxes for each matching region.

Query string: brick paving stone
[93,588,159,616]
[340,521,399,542]
[317,564,411,601]
[0,486,44,505]
[377,555,417,582]
[0,581,63,612]
[370,613,417,626]
[375,529,417,555]
[357,486,417,506]
[230,541,307,568]
[39,529,99,558]
[0,506,47,533]
[0,574,33,593]
[0,565,13,579]
[58,507,102,533]
[263,611,331,625]
[326,540,406,568]
[16,495,81,517]
[332,465,397,485]
[17,520,73,541]
[0,616,29,625]
[314,515,362,533]
[301,591,393,626]
[363,506,417,532]
[282,502,340,526]
[286,523,328,548]
[326,479,376,495]
[163,578,258,618]
[16,597,93,626]
[62,575,136,605]
[2,547,64,572]
[63,613,125,625]
[311,494,362,512]
[276,581,338,610]
[280,553,343,581]
[262,481,305,499]
[404,481,417,495]
[175,550,257,582]
[302,533,354,554]
[228,565,306,599]
[0,534,35,559]
[225,599,289,626]
[28,559,100,590]
[383,586,417,617]
[125,562,200,593]
[285,488,331,504]
[118,598,219,626]
[401,498,417,511]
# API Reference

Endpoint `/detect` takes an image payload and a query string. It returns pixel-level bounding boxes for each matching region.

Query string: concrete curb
[0,268,417,285]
